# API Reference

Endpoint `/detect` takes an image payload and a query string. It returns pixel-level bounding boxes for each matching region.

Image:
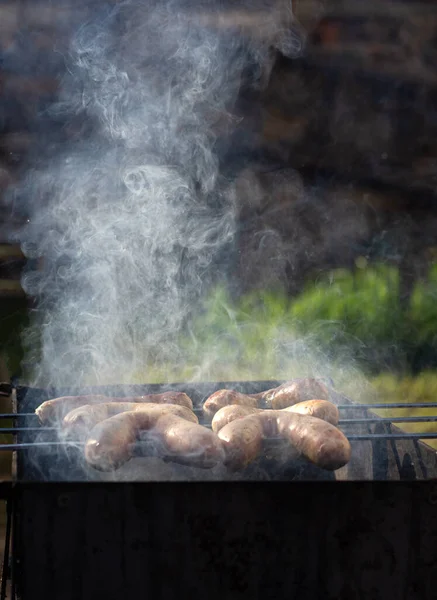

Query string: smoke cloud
[14,0,303,388]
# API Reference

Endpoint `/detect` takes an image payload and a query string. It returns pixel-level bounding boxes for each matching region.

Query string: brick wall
[263,0,437,195]
[0,0,436,300]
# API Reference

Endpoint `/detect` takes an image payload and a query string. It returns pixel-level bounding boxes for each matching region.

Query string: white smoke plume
[14,0,303,388]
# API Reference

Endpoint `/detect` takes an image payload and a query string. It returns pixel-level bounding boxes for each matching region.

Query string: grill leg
[0,496,12,600]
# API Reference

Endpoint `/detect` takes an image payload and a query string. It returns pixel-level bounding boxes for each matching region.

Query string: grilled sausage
[85,410,224,471]
[36,395,111,425]
[211,405,259,432]
[36,391,193,424]
[218,411,351,471]
[202,389,259,418]
[63,402,198,439]
[203,379,330,418]
[211,399,339,432]
[288,399,339,425]
[256,378,330,409]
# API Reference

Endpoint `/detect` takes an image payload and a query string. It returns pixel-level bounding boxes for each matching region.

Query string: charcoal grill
[0,380,437,600]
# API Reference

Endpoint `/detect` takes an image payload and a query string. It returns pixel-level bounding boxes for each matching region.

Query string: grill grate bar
[337,403,437,409]
[0,442,85,450]
[2,401,437,421]
[346,433,437,440]
[1,431,437,451]
[0,414,35,419]
[0,428,57,434]
[2,415,437,436]
[340,416,437,424]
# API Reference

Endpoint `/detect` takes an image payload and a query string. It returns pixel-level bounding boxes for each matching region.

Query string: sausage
[202,389,258,419]
[63,402,198,439]
[36,391,193,424]
[85,410,224,471]
[211,399,339,432]
[36,395,111,425]
[211,405,259,432]
[218,411,351,471]
[203,379,330,418]
[256,378,330,409]
[287,400,339,426]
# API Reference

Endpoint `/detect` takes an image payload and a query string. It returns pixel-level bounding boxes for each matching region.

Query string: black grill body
[11,480,437,600]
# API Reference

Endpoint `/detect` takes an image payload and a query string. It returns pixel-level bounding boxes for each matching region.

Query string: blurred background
[1,0,437,480]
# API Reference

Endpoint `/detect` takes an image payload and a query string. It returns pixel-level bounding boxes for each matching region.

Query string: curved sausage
[211,399,339,432]
[36,395,111,425]
[256,378,330,409]
[287,400,339,425]
[211,405,259,432]
[218,411,351,471]
[203,379,330,418]
[202,389,258,418]
[85,411,224,471]
[36,391,193,424]
[63,402,198,439]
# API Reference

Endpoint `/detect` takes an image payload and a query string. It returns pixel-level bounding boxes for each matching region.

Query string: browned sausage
[256,378,330,409]
[218,411,351,471]
[85,410,224,471]
[125,391,193,410]
[203,379,330,418]
[63,402,198,439]
[36,395,111,425]
[36,391,193,424]
[287,400,339,425]
[211,399,339,432]
[202,389,259,418]
[211,405,259,432]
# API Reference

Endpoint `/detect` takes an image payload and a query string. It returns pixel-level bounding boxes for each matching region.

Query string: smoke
[14,0,303,388]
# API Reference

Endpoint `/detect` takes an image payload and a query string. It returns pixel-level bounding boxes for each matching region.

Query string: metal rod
[1,403,437,419]
[0,414,35,419]
[1,431,437,451]
[11,490,16,600]
[3,418,437,432]
[3,416,437,435]
[0,428,56,434]
[346,433,437,440]
[0,497,12,600]
[339,417,437,424]
[1,402,437,421]
[337,403,437,409]
[1,418,437,438]
[0,442,84,450]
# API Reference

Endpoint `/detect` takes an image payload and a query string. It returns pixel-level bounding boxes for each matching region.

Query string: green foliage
[409,264,437,346]
[290,265,402,344]
[0,299,28,378]
[4,262,437,383]
[167,262,437,379]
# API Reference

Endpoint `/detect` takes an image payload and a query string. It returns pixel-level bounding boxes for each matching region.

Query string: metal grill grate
[0,381,436,481]
[2,405,437,447]
[0,382,436,600]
